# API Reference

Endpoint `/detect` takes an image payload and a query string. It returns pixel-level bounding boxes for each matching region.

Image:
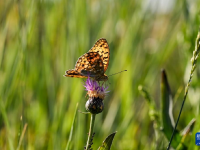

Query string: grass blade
[16,123,28,150]
[65,103,79,150]
[176,119,196,150]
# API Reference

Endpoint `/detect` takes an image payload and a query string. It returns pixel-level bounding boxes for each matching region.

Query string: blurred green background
[0,0,200,149]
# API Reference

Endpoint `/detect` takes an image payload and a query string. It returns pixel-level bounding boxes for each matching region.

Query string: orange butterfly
[64,38,110,81]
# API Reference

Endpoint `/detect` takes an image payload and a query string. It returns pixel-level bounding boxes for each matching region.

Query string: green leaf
[98,132,117,150]
[65,103,79,150]
[160,70,182,148]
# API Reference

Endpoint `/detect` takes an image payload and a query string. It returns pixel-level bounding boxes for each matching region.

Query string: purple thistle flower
[84,77,109,100]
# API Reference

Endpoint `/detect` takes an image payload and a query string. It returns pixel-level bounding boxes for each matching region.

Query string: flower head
[84,77,109,114]
[84,77,109,100]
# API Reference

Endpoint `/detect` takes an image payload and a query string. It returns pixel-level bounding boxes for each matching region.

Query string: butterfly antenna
[108,70,127,77]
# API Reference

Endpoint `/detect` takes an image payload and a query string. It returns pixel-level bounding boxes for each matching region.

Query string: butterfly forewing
[89,38,110,72]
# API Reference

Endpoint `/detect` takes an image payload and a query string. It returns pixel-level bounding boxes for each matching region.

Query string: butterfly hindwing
[64,69,87,78]
[75,52,104,77]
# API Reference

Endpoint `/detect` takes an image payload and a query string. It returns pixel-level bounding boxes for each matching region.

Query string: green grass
[0,0,200,149]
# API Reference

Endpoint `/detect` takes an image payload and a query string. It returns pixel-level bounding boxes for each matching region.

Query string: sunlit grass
[0,0,200,149]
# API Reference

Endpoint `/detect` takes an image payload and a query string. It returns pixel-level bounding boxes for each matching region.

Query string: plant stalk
[85,114,96,150]
[167,29,200,150]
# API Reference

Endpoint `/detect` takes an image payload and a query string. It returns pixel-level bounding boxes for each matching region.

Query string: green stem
[85,114,96,150]
[167,29,200,150]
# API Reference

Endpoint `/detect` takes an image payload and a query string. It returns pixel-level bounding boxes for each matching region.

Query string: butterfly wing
[75,52,105,77]
[89,38,110,72]
[64,38,109,81]
[64,69,87,78]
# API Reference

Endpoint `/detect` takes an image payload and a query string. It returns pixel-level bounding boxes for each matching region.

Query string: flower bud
[85,97,104,114]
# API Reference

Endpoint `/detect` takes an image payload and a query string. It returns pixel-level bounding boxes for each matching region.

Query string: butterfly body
[64,38,110,81]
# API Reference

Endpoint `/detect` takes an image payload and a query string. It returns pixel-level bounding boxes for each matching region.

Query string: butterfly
[64,38,110,81]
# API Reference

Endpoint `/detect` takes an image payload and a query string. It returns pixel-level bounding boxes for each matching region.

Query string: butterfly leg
[101,81,108,86]
[108,79,111,85]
